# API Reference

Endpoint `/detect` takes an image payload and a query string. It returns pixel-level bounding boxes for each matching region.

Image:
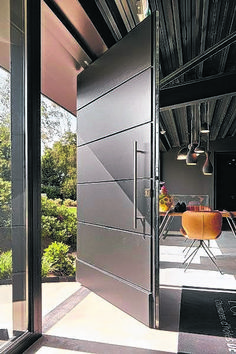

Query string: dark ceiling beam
[160,73,236,110]
[43,0,96,61]
[160,30,236,88]
[78,0,117,48]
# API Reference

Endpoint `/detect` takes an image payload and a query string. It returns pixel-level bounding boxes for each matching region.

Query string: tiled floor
[2,230,236,353]
[160,230,236,290]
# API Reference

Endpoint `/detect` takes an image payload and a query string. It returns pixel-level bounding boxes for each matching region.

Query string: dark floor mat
[178,287,236,354]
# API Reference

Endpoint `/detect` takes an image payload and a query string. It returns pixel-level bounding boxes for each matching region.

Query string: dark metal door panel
[77,179,151,234]
[77,69,152,146]
[76,12,159,328]
[78,223,151,290]
[77,16,152,109]
[77,260,152,327]
[78,123,151,183]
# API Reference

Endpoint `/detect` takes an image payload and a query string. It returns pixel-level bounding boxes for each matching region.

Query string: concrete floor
[1,231,236,353]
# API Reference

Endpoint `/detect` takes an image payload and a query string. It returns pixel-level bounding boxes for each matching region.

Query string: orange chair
[180,211,223,273]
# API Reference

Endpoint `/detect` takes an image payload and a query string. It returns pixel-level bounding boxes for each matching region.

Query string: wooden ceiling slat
[161,0,178,71]
[219,3,236,72]
[210,97,231,140]
[161,110,180,147]
[173,107,189,146]
[228,117,236,137]
[171,0,183,67]
[198,0,209,76]
[220,96,236,138]
[158,1,175,74]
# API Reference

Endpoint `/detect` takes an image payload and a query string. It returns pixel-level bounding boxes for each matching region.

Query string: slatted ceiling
[218,4,236,72]
[172,0,183,67]
[210,97,231,140]
[162,110,180,147]
[229,116,236,137]
[221,97,236,138]
[198,0,209,77]
[158,2,175,74]
[173,107,188,146]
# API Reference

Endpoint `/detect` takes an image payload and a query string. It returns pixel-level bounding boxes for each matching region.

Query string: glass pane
[0,0,28,349]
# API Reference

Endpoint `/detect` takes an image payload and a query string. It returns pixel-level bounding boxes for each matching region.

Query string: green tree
[41,96,75,150]
[41,132,76,200]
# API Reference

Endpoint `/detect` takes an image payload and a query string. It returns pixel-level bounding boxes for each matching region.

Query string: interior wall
[161,135,236,208]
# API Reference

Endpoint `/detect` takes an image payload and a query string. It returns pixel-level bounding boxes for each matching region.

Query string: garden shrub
[0,249,12,280]
[41,185,62,200]
[63,199,77,207]
[41,255,52,278]
[0,178,11,227]
[41,196,77,250]
[42,241,75,277]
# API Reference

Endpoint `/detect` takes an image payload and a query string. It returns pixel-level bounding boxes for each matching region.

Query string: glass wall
[0,0,37,351]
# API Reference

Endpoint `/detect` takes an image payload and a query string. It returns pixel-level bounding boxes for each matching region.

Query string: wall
[160,135,236,229]
[161,136,236,205]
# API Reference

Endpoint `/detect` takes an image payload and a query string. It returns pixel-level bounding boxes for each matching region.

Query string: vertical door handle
[133,141,138,229]
[133,141,145,229]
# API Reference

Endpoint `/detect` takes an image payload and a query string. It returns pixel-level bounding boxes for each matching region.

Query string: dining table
[159,209,236,239]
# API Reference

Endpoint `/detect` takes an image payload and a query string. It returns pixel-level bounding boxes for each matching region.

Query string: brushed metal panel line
[77,15,152,109]
[76,260,152,326]
[77,179,151,234]
[78,222,151,290]
[77,69,152,146]
[77,123,151,183]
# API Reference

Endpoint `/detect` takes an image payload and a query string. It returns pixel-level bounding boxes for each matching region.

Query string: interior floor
[160,230,236,290]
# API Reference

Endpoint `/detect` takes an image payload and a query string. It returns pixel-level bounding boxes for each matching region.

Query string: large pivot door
[76,13,159,327]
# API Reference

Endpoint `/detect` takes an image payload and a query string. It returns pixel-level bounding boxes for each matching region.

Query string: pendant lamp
[186,108,198,165]
[202,151,213,175]
[202,108,213,175]
[186,144,198,165]
[195,142,205,154]
[195,107,205,154]
[200,102,210,133]
[177,146,188,160]
[200,122,210,133]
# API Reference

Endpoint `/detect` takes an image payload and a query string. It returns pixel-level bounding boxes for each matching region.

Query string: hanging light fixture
[186,107,198,165]
[200,102,210,133]
[177,146,188,160]
[195,105,205,154]
[200,122,210,133]
[195,140,205,154]
[202,151,213,175]
[202,105,213,175]
[186,144,198,165]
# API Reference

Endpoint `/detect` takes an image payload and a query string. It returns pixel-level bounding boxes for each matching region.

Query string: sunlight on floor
[160,231,236,290]
[45,291,178,353]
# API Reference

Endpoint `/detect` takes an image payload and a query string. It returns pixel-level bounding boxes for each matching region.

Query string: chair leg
[183,239,196,256]
[184,243,202,272]
[202,240,216,259]
[201,241,223,275]
[183,242,201,267]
